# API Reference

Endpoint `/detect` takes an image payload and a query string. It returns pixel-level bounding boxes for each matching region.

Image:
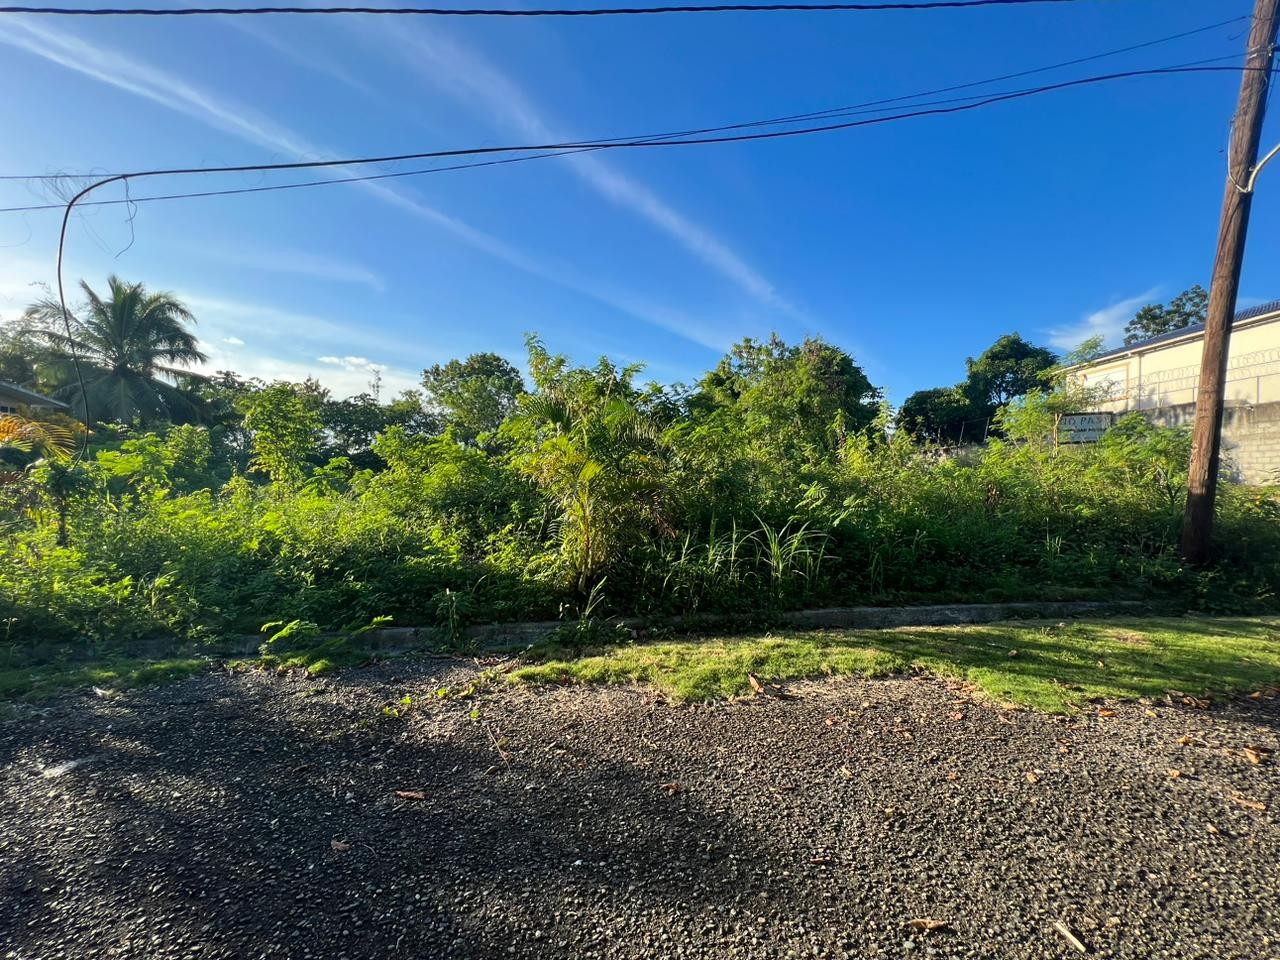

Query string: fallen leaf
[393,789,427,801]
[1167,768,1181,779]
[998,714,1015,725]
[1242,745,1272,765]
[1007,649,1018,658]
[1052,920,1088,954]
[330,839,350,852]
[659,781,680,796]
[1025,772,1040,784]
[906,918,949,933]
[1097,708,1116,718]
[949,711,965,722]
[901,731,914,742]
[1230,793,1267,812]
[1143,709,1157,718]
[946,771,958,782]
[1182,696,1211,710]
[1058,743,1070,755]
[1248,691,1263,700]
[824,716,838,726]
[1176,734,1191,746]
[809,856,830,865]
[747,673,765,695]
[1206,823,1220,835]
[838,765,854,780]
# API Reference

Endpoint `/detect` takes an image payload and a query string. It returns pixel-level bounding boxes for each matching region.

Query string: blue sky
[0,0,1276,401]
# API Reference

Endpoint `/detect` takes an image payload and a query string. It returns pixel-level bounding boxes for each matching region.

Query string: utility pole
[1180,0,1279,565]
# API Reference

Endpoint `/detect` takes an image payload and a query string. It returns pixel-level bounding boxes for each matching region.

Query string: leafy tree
[321,389,438,462]
[895,386,974,443]
[963,334,1058,411]
[1122,284,1208,345]
[697,335,881,452]
[0,325,41,387]
[22,276,207,424]
[237,382,323,488]
[422,352,524,444]
[515,339,672,594]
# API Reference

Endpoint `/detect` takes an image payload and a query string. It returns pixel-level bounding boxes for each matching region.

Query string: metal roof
[0,379,70,410]
[1077,298,1280,367]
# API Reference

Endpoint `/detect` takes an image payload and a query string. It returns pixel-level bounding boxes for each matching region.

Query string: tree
[962,333,1058,412]
[22,276,207,424]
[895,386,974,443]
[237,382,323,488]
[321,389,439,462]
[696,335,882,451]
[422,353,524,444]
[1122,284,1208,345]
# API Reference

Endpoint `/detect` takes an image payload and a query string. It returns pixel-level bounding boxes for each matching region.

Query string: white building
[1068,300,1280,484]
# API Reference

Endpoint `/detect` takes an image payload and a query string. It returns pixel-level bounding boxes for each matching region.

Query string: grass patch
[511,616,1280,712]
[0,654,208,702]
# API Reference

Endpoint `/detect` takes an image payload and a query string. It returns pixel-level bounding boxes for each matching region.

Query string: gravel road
[1,660,1277,960]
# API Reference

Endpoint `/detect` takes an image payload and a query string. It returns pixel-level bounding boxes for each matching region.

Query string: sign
[1058,412,1113,444]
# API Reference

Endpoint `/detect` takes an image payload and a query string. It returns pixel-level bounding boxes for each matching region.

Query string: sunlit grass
[511,617,1280,712]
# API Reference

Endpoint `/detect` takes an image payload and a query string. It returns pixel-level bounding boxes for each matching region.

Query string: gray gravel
[1,660,1278,960]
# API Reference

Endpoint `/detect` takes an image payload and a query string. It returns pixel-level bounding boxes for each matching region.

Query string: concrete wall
[1140,400,1280,485]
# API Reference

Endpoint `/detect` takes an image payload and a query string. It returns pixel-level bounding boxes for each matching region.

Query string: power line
[2,13,1247,186]
[0,0,1092,17]
[1,57,1251,214]
[0,65,1262,209]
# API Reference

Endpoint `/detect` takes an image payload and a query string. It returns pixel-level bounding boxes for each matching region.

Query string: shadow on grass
[0,642,210,703]
[513,616,1280,712]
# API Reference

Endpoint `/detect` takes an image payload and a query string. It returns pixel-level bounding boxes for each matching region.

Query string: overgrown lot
[4,335,1280,654]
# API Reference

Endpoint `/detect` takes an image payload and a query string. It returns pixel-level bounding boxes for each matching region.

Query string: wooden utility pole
[1180,0,1279,565]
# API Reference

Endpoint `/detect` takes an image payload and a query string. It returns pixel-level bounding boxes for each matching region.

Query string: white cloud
[1047,288,1161,351]
[223,336,245,346]
[318,354,379,371]
[203,343,418,398]
[0,20,717,351]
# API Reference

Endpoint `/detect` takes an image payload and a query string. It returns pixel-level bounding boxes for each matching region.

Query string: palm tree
[23,276,207,424]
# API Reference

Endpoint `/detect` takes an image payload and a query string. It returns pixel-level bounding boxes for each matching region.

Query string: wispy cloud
[223,335,245,346]
[193,244,388,293]
[222,19,375,97]
[368,23,795,316]
[1047,288,1160,351]
[0,20,719,351]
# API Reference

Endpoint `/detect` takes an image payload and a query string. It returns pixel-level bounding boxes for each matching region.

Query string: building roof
[0,379,70,411]
[1075,298,1280,368]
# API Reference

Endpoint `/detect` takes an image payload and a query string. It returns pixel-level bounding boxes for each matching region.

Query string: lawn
[511,616,1280,712]
[4,616,1278,713]
[0,652,209,703]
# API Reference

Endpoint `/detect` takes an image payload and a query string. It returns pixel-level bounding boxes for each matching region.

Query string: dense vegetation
[2,278,1278,655]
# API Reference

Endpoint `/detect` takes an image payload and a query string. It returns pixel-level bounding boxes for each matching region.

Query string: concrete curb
[362,599,1152,651]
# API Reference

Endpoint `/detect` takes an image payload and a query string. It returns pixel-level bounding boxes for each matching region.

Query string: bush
[2,338,1277,649]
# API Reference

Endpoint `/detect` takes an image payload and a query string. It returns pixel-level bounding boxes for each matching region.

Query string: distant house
[0,380,70,416]
[1066,300,1280,483]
